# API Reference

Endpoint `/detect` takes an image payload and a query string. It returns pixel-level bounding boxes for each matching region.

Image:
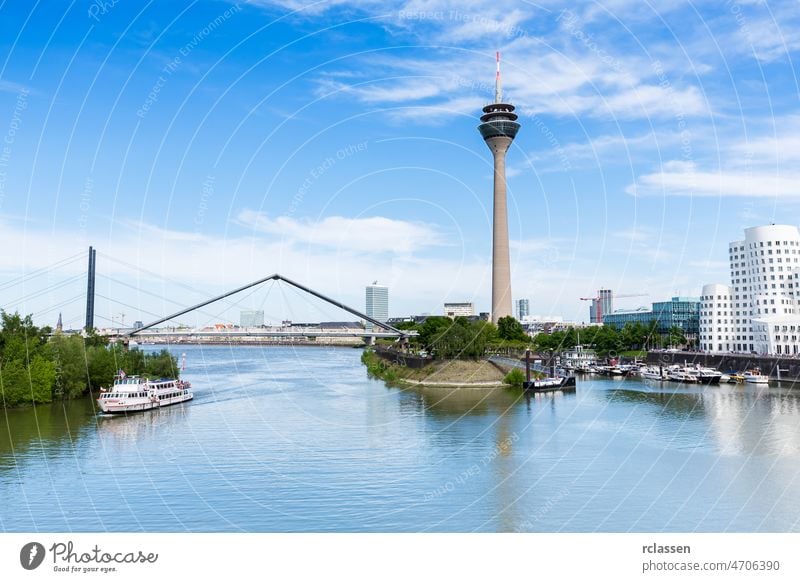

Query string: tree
[0,359,27,407]
[497,316,529,342]
[143,349,179,378]
[668,326,686,348]
[87,344,122,390]
[46,334,88,399]
[418,317,497,359]
[28,355,56,403]
[418,316,455,351]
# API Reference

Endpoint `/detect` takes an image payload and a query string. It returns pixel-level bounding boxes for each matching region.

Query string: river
[2,345,800,532]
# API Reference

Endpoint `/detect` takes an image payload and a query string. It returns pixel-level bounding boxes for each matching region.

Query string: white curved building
[700,224,800,355]
[700,283,732,353]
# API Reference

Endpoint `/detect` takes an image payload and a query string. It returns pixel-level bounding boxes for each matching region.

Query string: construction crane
[580,291,648,322]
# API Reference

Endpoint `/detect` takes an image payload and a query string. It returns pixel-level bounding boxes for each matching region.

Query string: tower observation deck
[477,52,519,323]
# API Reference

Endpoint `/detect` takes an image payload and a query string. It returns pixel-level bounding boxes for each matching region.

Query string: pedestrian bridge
[121,273,412,343]
[108,327,415,340]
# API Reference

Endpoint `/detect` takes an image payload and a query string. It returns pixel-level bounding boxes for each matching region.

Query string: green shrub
[503,368,526,388]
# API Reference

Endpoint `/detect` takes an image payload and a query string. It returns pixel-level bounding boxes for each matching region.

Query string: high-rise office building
[444,302,475,318]
[478,52,520,324]
[365,282,389,330]
[589,289,614,323]
[516,298,530,320]
[240,310,265,327]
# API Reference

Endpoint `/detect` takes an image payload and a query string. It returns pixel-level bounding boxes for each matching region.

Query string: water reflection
[4,348,800,532]
[606,388,708,418]
[95,403,192,446]
[412,385,523,417]
[0,399,95,472]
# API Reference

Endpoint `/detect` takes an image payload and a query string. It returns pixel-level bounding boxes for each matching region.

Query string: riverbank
[132,338,365,347]
[362,349,507,387]
[645,350,800,385]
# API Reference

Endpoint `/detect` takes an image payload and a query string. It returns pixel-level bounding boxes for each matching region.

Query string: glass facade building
[365,284,389,330]
[602,297,700,334]
[516,298,530,321]
[240,310,265,327]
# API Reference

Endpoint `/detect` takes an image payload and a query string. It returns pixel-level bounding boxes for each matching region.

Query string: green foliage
[47,334,88,398]
[361,349,398,382]
[533,320,688,357]
[497,316,529,342]
[418,317,497,359]
[503,368,526,388]
[139,349,179,378]
[0,310,179,408]
[0,359,27,407]
[667,326,686,348]
[28,355,56,403]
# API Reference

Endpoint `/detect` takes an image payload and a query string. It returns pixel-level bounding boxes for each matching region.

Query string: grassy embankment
[361,349,507,386]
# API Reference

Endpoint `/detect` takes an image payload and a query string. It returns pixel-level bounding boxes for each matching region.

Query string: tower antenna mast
[495,51,502,103]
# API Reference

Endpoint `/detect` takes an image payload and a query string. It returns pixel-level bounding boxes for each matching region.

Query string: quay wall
[645,351,800,384]
[374,346,433,369]
[132,337,365,347]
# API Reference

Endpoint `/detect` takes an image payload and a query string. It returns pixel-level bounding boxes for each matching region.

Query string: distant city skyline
[0,2,797,327]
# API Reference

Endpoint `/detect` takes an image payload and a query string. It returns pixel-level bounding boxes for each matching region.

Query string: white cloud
[612,226,654,243]
[0,79,31,94]
[629,160,800,198]
[234,210,445,254]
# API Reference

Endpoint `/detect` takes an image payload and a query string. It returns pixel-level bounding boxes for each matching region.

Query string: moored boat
[97,372,193,414]
[666,368,698,383]
[742,369,769,384]
[639,366,667,381]
[524,375,576,392]
[687,366,723,385]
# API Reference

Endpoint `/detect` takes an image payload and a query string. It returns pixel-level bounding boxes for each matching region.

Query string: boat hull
[98,393,194,414]
[695,376,722,385]
[744,377,769,384]
[523,376,576,393]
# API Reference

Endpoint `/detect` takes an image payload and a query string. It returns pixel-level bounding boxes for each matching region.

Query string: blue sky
[1,0,800,328]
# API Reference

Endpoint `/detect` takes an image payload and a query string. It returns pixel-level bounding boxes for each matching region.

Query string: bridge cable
[95,273,245,324]
[193,279,271,329]
[3,273,86,308]
[94,293,191,328]
[0,251,87,292]
[33,293,86,320]
[97,251,278,317]
[98,251,233,301]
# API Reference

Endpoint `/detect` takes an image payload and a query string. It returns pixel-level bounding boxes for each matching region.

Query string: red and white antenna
[495,51,503,103]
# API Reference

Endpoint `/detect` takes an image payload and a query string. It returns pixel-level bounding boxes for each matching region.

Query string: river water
[2,345,800,532]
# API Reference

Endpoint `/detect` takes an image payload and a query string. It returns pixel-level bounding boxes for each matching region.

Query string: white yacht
[742,369,769,384]
[685,365,723,385]
[97,373,193,414]
[640,366,667,381]
[666,367,698,383]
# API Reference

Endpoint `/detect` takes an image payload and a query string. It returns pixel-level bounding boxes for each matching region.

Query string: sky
[1,0,800,328]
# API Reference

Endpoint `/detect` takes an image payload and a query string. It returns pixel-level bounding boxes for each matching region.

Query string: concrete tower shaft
[477,53,519,324]
[487,135,513,322]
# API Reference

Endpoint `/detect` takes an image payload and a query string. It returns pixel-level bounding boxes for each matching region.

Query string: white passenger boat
[640,366,667,381]
[97,373,193,414]
[742,369,769,384]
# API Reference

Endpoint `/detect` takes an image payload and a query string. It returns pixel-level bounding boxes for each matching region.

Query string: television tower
[478,52,520,324]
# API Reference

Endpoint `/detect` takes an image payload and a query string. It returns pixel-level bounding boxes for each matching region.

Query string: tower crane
[579,291,648,322]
